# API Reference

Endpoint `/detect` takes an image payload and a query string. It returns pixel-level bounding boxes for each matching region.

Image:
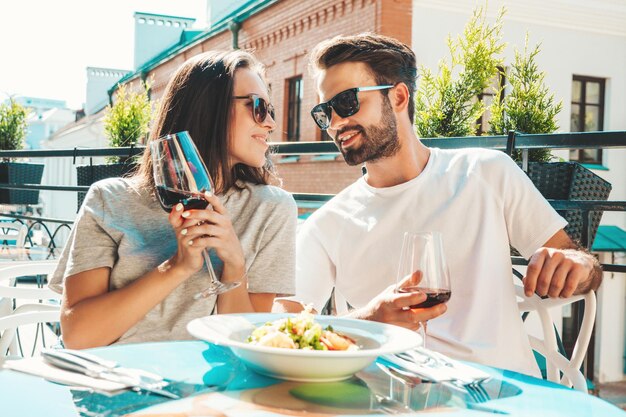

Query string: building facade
[10,96,76,150]
[119,0,413,195]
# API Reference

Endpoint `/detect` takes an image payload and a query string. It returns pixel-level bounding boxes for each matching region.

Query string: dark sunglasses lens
[311,104,330,130]
[253,97,268,123]
[332,89,359,118]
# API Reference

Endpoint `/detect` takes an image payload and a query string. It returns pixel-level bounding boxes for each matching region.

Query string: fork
[380,363,496,409]
[390,352,491,403]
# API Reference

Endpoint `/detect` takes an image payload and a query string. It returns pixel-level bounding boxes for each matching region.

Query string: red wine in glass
[155,186,209,211]
[396,231,451,346]
[398,287,452,309]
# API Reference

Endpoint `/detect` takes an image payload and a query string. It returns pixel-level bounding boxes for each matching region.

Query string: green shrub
[104,82,153,163]
[414,7,506,138]
[489,37,563,162]
[0,98,29,154]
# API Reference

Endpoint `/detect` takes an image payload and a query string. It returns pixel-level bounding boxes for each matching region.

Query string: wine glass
[150,131,241,299]
[395,231,451,346]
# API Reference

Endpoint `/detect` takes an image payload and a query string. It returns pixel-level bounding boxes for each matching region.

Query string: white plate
[187,313,422,382]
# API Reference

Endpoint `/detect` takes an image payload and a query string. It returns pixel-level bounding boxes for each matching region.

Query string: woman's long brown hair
[134,50,275,194]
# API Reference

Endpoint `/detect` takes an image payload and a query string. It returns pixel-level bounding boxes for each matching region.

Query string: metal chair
[516,283,596,392]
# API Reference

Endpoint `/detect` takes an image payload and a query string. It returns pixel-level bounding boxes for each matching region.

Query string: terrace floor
[597,381,626,410]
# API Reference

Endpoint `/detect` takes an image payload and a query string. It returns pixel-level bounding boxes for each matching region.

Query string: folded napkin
[382,348,491,384]
[3,356,129,392]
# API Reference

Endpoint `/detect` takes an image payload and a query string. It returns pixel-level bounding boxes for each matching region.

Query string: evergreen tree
[489,36,562,162]
[415,7,506,138]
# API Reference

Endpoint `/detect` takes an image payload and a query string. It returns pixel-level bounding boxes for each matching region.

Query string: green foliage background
[414,5,563,163]
[104,82,153,163]
[414,7,506,138]
[0,98,29,152]
[489,38,563,162]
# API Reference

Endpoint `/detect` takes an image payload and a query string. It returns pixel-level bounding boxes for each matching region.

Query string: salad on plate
[246,308,359,351]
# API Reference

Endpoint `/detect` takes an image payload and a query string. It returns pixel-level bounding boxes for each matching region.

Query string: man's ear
[390,83,410,115]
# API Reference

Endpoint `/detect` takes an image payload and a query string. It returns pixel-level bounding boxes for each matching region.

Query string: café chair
[516,283,596,393]
[0,305,60,362]
[0,261,61,358]
[0,222,28,250]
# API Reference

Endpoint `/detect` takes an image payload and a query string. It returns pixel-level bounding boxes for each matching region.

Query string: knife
[58,348,164,385]
[41,349,179,400]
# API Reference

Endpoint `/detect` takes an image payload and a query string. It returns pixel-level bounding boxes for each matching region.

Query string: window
[477,67,506,135]
[569,76,606,164]
[286,76,303,141]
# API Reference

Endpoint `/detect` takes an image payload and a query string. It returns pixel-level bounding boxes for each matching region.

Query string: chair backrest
[0,261,60,300]
[0,304,60,362]
[516,284,596,393]
[0,223,28,249]
[0,261,61,359]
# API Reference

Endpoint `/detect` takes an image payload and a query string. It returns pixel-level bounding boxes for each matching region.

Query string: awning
[592,225,626,252]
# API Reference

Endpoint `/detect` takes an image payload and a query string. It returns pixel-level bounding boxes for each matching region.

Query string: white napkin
[383,349,491,383]
[3,356,129,392]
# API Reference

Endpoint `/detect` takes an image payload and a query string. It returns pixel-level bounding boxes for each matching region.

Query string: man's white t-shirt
[286,147,567,376]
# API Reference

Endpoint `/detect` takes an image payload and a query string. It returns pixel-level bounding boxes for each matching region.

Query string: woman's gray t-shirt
[49,177,297,344]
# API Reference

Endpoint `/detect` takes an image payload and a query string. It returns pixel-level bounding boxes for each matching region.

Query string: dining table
[0,340,622,417]
[0,245,61,263]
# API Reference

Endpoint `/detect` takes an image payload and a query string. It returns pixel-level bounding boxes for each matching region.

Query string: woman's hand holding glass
[168,192,245,280]
[151,131,240,298]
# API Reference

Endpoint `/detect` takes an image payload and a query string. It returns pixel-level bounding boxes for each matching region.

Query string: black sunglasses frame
[233,94,275,125]
[310,85,394,130]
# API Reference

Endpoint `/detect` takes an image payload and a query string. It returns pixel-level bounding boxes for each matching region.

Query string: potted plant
[489,39,611,247]
[76,82,153,209]
[0,98,44,205]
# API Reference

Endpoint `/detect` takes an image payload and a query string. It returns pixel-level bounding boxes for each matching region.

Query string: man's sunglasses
[233,94,275,125]
[310,85,394,130]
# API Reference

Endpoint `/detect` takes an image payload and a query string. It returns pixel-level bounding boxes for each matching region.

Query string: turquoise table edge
[1,340,624,416]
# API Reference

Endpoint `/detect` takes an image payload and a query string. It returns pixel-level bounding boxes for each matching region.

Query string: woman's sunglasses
[233,94,275,125]
[310,85,394,130]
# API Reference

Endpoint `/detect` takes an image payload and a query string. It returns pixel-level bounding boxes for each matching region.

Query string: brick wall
[123,0,412,195]
[271,156,362,194]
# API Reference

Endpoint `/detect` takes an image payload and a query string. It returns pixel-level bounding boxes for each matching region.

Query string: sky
[0,0,208,110]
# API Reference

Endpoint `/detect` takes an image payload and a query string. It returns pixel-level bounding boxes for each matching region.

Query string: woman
[49,50,297,349]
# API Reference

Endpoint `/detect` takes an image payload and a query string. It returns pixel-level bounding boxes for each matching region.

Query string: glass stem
[420,321,427,348]
[201,249,219,285]
[194,248,241,299]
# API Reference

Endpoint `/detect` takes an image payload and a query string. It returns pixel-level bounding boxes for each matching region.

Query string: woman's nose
[263,112,277,130]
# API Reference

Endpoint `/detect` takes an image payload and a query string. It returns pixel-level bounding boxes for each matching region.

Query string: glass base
[194,281,241,299]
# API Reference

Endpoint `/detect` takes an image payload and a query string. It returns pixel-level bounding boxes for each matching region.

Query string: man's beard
[336,97,400,166]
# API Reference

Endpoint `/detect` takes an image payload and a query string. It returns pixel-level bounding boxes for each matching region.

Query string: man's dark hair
[310,33,418,122]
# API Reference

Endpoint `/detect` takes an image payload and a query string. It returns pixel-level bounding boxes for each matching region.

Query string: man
[274,33,602,376]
